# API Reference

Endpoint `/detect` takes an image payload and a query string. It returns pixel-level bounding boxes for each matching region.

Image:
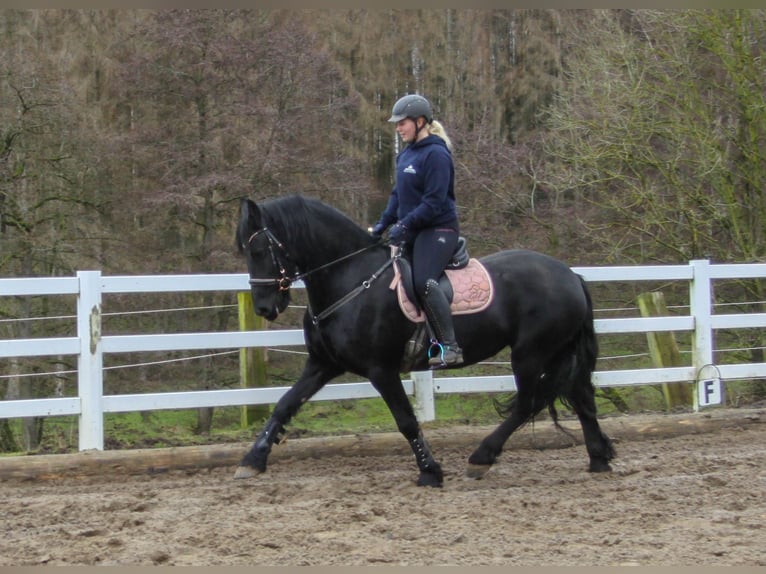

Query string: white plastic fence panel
[2,260,766,451]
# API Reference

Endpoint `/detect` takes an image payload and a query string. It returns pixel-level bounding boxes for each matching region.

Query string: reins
[298,242,385,284]
[309,256,393,325]
[245,225,391,323]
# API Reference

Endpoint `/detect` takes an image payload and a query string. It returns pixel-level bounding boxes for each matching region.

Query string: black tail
[575,274,599,375]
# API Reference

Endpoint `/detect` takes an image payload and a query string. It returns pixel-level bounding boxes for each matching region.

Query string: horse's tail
[494,275,599,432]
[575,274,599,375]
[540,275,600,434]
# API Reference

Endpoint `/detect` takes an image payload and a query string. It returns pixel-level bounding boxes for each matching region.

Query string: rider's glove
[387,222,410,246]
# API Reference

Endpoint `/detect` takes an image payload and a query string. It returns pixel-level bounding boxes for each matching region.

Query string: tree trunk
[0,419,19,452]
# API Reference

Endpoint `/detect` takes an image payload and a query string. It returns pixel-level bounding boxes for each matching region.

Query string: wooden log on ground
[0,407,761,482]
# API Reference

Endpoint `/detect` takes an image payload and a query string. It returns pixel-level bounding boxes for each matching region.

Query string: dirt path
[1,408,764,566]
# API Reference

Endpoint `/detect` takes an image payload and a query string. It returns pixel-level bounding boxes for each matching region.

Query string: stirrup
[428,341,464,369]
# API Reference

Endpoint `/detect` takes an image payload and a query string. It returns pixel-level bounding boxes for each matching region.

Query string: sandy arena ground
[0,407,764,566]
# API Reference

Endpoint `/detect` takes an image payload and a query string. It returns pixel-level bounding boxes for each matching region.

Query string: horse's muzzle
[256,305,280,321]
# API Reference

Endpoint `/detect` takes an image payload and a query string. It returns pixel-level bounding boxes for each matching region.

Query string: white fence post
[77,271,104,450]
[412,370,435,422]
[690,259,714,412]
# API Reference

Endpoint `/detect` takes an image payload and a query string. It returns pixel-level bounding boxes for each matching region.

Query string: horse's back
[481,247,575,270]
[478,248,590,317]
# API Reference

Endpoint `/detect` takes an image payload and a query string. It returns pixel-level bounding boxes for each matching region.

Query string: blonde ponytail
[429,119,453,152]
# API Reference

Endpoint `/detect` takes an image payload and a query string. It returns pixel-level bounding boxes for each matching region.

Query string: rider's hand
[388,222,410,246]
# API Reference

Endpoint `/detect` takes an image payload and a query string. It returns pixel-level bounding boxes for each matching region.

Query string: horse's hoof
[465,463,492,479]
[233,465,262,480]
[416,472,443,488]
[588,461,612,473]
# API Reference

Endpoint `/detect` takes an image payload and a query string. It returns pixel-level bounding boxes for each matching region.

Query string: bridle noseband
[245,227,295,292]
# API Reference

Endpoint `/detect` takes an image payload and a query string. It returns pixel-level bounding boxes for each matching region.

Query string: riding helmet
[388,94,433,124]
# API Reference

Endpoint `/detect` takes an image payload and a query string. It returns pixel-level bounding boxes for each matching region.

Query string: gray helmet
[388,94,433,124]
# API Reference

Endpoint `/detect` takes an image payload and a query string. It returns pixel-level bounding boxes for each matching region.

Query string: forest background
[2,9,765,451]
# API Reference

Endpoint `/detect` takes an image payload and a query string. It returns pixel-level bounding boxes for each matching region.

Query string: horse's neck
[299,239,389,308]
[289,223,367,271]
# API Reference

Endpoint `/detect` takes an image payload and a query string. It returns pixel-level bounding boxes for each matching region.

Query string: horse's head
[236,198,293,321]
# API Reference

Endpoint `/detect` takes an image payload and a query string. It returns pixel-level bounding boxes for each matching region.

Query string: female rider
[371,94,463,368]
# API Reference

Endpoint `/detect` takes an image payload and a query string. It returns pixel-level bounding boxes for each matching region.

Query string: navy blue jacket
[379,134,458,232]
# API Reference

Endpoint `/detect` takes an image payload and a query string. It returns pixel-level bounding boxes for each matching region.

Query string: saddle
[389,237,494,323]
[390,238,493,372]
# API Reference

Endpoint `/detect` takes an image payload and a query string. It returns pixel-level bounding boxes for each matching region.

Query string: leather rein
[245,226,392,324]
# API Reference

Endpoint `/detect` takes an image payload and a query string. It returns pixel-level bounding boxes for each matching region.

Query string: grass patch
[3,393,506,455]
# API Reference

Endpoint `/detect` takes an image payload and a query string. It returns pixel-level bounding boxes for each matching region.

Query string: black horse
[234,194,614,487]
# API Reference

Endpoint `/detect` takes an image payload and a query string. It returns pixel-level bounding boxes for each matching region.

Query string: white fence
[1,259,766,451]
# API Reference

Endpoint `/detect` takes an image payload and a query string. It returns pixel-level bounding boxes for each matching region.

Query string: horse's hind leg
[466,410,526,479]
[566,380,615,472]
[466,383,545,479]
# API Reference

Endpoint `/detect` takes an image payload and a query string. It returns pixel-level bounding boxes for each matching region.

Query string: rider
[370,94,464,369]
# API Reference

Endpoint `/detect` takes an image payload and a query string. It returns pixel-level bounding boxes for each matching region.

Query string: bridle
[243,224,393,324]
[244,225,388,299]
[244,227,295,291]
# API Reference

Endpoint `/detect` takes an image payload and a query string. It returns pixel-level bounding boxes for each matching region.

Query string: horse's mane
[259,194,375,260]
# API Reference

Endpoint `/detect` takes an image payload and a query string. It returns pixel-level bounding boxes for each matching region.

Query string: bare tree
[540,9,766,265]
[0,10,106,449]
[540,9,766,401]
[112,10,366,432]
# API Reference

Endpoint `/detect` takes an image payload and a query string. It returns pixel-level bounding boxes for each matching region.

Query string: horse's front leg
[409,430,443,488]
[371,369,443,488]
[234,416,284,478]
[234,357,342,479]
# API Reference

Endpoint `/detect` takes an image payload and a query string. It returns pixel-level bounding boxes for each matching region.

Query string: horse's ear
[237,198,262,253]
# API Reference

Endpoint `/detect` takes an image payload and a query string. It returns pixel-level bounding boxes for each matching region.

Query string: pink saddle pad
[389,258,494,323]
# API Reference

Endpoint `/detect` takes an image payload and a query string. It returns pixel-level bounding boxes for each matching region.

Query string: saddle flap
[390,255,494,324]
[393,255,453,312]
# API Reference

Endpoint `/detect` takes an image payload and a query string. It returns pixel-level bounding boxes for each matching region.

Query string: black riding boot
[422,279,464,369]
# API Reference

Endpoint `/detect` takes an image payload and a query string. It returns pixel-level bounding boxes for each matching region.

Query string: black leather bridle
[243,225,392,324]
[244,227,296,291]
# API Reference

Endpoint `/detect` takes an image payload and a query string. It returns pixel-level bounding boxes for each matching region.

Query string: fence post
[238,291,269,428]
[690,259,715,412]
[77,271,104,450]
[637,291,692,409]
[412,370,435,422]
